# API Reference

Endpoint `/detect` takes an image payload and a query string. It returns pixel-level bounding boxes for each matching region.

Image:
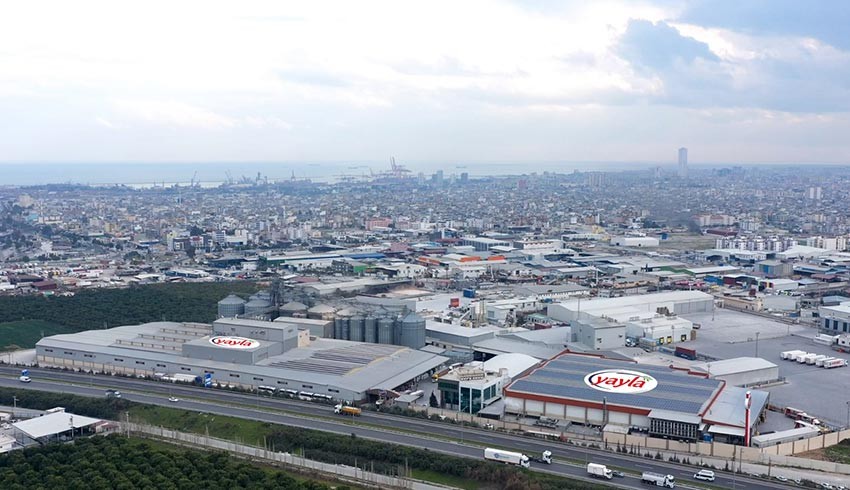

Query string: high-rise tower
[677,147,688,179]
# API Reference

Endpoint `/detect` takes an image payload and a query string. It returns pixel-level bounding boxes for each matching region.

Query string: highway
[0,366,795,490]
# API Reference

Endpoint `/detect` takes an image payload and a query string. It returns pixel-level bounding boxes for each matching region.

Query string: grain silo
[363,315,377,343]
[279,301,308,318]
[377,316,394,344]
[349,315,365,342]
[399,312,426,349]
[217,294,246,318]
[244,297,272,317]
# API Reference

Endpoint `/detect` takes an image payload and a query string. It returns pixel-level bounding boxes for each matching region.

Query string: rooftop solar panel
[507,354,722,415]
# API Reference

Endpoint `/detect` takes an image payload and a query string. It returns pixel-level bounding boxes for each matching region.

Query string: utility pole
[12,396,17,411]
[755,332,760,358]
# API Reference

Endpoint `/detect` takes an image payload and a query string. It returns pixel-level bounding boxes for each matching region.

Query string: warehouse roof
[691,357,778,377]
[13,411,101,439]
[506,353,722,415]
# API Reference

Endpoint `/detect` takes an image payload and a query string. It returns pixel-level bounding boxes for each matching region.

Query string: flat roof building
[504,353,768,444]
[36,319,446,402]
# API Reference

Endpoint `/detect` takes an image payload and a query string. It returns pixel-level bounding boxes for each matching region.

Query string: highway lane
[0,377,638,489]
[0,367,792,489]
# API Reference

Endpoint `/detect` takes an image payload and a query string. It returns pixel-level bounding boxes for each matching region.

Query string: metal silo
[349,315,365,342]
[363,315,377,343]
[244,298,271,317]
[217,294,246,318]
[334,317,346,340]
[377,317,394,344]
[400,312,426,349]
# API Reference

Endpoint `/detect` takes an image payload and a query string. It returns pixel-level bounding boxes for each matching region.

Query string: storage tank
[217,294,246,318]
[334,317,346,340]
[364,315,377,343]
[377,317,394,344]
[307,304,336,320]
[399,312,426,349]
[349,315,365,342]
[244,298,271,317]
[279,301,308,317]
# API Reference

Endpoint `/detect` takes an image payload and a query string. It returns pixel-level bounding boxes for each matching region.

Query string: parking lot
[676,310,850,427]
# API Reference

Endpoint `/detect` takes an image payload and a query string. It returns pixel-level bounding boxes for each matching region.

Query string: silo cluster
[332,311,426,349]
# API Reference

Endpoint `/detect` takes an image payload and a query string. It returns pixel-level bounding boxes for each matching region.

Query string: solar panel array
[509,355,722,415]
[268,343,404,376]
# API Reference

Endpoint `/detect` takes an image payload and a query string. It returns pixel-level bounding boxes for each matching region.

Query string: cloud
[618,19,719,72]
[679,0,850,51]
[113,100,238,130]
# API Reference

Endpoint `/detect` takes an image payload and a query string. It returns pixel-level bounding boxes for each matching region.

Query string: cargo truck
[641,472,676,488]
[333,404,362,416]
[586,463,613,479]
[483,448,530,467]
[823,358,847,369]
[816,356,834,367]
[808,354,827,365]
[780,350,805,360]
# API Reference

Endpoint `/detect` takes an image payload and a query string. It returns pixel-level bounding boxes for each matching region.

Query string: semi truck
[641,472,676,488]
[333,404,362,416]
[529,450,553,464]
[483,448,530,468]
[586,463,613,479]
[781,350,806,360]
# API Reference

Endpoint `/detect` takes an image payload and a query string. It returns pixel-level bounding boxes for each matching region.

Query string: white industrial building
[690,358,780,387]
[504,353,770,445]
[547,291,711,348]
[610,236,659,247]
[35,318,447,402]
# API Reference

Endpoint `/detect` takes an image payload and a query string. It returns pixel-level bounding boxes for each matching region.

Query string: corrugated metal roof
[13,411,101,439]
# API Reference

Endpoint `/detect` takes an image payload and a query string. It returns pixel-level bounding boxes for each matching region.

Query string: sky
[2,0,850,167]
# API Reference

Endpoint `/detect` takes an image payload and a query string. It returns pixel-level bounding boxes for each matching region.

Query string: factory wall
[36,347,363,401]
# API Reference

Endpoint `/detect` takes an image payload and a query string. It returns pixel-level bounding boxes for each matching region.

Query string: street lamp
[845,401,850,429]
[755,332,760,358]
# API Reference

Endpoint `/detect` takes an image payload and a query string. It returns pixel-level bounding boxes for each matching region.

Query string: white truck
[587,462,613,479]
[530,450,553,464]
[483,448,530,468]
[808,354,828,365]
[19,369,30,383]
[641,471,676,488]
[781,350,805,360]
[824,358,848,369]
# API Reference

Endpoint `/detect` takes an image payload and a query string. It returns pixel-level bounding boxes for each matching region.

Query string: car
[168,397,179,402]
[819,484,834,490]
[611,470,625,478]
[775,476,788,482]
[694,469,716,482]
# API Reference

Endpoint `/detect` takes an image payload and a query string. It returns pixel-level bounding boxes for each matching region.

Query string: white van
[694,470,715,482]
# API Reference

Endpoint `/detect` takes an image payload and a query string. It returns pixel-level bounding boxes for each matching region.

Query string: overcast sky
[2,0,850,165]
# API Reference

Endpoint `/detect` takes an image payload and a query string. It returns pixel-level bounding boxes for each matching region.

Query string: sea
[0,161,660,187]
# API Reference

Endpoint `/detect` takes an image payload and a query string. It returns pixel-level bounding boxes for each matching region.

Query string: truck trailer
[641,472,676,488]
[586,463,613,479]
[333,404,362,416]
[823,358,847,369]
[483,448,530,468]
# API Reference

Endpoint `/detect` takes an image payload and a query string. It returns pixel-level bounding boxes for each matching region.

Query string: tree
[429,392,439,408]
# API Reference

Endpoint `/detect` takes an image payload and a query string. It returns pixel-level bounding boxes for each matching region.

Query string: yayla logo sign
[209,336,259,349]
[584,369,658,394]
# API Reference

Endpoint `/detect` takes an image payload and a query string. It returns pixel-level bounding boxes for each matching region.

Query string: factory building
[35,318,446,402]
[690,358,781,387]
[547,291,711,348]
[437,353,540,414]
[504,353,769,445]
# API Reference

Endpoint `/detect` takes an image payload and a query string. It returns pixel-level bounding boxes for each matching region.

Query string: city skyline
[2,1,850,165]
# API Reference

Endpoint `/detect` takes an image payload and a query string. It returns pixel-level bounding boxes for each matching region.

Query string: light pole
[845,401,850,428]
[12,396,18,411]
[755,332,760,358]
